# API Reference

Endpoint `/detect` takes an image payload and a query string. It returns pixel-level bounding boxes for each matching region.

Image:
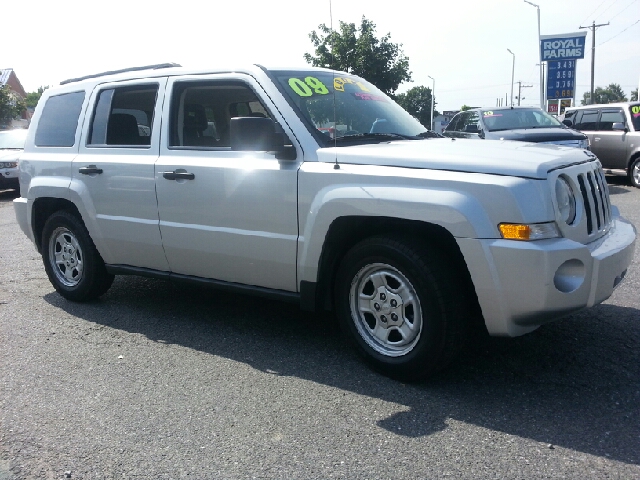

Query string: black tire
[335,235,468,382]
[41,210,114,301]
[628,157,640,188]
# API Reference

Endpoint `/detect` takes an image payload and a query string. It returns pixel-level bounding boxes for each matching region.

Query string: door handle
[162,170,195,180]
[79,165,103,175]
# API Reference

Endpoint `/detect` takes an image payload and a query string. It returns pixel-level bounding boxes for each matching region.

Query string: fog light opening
[553,259,586,293]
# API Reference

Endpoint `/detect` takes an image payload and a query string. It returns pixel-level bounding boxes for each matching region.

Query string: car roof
[566,102,640,111]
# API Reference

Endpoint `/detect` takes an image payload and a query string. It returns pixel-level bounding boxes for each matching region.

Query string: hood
[484,127,586,143]
[317,138,595,179]
[0,149,22,162]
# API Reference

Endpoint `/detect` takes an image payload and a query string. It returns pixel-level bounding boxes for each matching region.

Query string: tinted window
[169,81,271,148]
[444,114,461,132]
[35,91,85,147]
[461,112,480,132]
[574,110,598,131]
[88,85,157,146]
[599,110,625,131]
[450,112,471,132]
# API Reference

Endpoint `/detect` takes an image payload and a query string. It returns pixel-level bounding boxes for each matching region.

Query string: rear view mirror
[612,122,627,132]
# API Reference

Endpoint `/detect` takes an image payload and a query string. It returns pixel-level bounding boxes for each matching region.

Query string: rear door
[155,74,300,291]
[573,109,599,157]
[73,79,169,270]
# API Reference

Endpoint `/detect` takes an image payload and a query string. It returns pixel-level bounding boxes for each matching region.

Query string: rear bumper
[457,214,636,337]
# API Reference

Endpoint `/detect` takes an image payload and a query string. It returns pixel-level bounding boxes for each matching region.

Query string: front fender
[297,184,493,284]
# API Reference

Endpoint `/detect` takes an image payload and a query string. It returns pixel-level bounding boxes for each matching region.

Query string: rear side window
[35,91,85,147]
[598,110,625,131]
[88,84,158,146]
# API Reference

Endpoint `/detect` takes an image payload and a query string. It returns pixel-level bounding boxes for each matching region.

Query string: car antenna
[329,0,340,169]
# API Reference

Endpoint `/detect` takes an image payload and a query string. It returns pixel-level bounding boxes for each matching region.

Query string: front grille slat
[587,172,602,230]
[573,164,611,237]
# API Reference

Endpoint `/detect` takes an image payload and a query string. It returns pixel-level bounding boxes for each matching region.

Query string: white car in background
[0,129,28,191]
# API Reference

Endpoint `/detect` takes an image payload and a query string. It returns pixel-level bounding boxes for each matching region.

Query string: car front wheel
[335,235,468,381]
[628,157,640,188]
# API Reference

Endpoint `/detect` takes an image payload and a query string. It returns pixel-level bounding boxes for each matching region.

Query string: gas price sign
[546,60,576,100]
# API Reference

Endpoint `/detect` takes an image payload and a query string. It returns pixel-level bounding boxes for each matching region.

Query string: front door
[155,75,300,291]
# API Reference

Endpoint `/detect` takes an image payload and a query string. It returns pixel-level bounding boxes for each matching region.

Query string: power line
[607,0,639,22]
[598,19,640,45]
[578,0,611,25]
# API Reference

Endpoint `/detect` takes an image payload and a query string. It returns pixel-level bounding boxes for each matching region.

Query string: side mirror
[464,124,480,133]
[230,117,283,152]
[562,119,573,127]
[612,122,627,132]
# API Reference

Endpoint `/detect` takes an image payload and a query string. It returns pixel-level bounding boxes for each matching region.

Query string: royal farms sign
[540,32,588,61]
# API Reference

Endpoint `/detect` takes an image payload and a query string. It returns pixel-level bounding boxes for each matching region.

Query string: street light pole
[523,0,543,109]
[507,49,515,107]
[427,75,435,131]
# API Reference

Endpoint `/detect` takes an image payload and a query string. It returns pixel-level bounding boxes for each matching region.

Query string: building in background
[0,68,30,129]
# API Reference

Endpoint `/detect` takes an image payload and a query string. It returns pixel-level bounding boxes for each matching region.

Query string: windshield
[630,104,640,131]
[481,108,563,132]
[271,70,427,145]
[0,129,28,149]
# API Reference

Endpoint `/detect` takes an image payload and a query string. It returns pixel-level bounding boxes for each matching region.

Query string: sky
[3,0,639,112]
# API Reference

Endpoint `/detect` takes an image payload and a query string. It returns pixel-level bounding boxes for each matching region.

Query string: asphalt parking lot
[1,176,639,479]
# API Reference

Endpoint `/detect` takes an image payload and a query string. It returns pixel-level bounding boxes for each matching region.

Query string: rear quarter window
[35,91,85,147]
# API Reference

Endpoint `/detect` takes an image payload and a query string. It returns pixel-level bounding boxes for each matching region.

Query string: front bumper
[457,214,636,337]
[0,168,19,189]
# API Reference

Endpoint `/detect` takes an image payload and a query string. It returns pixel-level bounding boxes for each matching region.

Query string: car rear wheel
[42,211,114,301]
[335,235,468,381]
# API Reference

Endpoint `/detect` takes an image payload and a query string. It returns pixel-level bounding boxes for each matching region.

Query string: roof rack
[60,63,181,85]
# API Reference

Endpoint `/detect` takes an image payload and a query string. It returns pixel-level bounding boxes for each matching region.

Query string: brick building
[0,68,30,128]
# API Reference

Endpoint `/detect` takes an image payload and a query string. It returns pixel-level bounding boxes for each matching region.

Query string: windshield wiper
[333,132,413,143]
[417,130,444,139]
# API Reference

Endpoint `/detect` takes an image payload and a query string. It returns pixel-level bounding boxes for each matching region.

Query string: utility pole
[579,21,609,104]
[516,82,533,106]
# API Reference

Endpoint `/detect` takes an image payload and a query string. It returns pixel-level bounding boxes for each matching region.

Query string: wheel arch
[32,197,82,253]
[306,216,482,321]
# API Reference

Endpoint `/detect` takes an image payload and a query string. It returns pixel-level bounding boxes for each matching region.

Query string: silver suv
[563,102,640,187]
[13,64,636,381]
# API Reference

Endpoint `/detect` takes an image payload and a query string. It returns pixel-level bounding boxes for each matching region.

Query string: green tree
[25,86,49,109]
[395,86,439,128]
[304,16,411,95]
[631,88,638,102]
[460,105,472,111]
[0,85,26,127]
[581,83,628,105]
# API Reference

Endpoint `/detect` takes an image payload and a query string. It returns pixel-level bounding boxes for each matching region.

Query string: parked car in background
[562,102,640,188]
[443,107,589,149]
[0,129,28,191]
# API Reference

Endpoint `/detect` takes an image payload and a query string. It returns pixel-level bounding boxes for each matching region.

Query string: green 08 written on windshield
[270,71,436,145]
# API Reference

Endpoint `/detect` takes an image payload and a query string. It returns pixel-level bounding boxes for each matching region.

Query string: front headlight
[1,162,17,168]
[555,176,576,225]
[578,138,589,150]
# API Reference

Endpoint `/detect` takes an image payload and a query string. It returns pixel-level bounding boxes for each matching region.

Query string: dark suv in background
[562,102,640,188]
[443,107,588,148]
